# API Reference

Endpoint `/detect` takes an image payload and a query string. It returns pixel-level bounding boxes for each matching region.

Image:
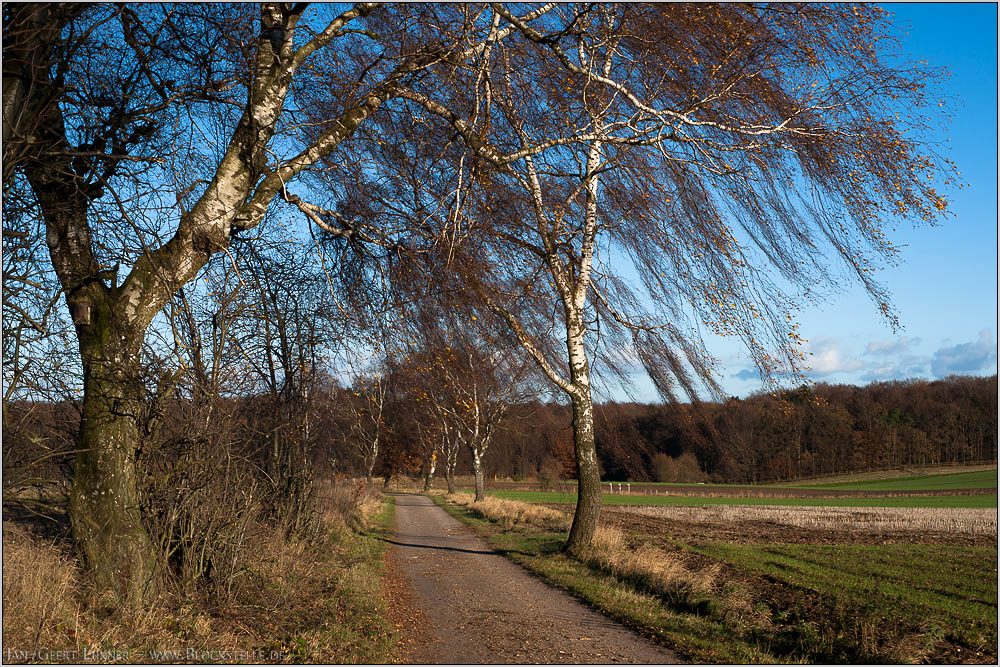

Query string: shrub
[652,451,707,483]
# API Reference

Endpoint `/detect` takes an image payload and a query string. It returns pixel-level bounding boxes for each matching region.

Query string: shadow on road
[380,537,495,556]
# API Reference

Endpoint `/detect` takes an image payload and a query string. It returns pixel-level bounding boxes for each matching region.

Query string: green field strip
[803,469,998,491]
[482,489,999,509]
[779,546,991,620]
[690,542,997,636]
[591,468,998,492]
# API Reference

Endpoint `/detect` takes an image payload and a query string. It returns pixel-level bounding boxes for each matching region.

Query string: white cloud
[803,338,863,377]
[930,330,998,377]
[859,354,929,382]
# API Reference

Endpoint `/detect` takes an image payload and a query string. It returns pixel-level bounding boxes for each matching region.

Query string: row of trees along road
[3,3,958,603]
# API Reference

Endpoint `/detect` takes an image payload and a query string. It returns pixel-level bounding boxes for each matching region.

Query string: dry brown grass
[2,523,79,654]
[618,504,998,535]
[576,524,719,611]
[381,476,427,493]
[447,492,570,531]
[1,522,236,661]
[443,493,723,613]
[2,480,389,663]
[312,478,382,530]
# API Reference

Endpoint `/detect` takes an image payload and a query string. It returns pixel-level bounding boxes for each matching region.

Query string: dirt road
[385,494,681,664]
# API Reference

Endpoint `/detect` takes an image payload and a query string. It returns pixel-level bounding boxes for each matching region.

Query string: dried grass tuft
[885,631,937,665]
[2,523,80,653]
[448,492,570,531]
[577,526,717,611]
[590,524,627,552]
[1,523,231,660]
[312,478,382,530]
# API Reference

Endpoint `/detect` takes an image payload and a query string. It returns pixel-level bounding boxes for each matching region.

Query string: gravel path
[386,493,682,664]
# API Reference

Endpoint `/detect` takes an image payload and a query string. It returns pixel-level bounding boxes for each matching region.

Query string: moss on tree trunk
[69,317,159,605]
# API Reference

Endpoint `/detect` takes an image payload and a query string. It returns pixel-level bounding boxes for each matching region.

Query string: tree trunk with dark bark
[69,297,160,604]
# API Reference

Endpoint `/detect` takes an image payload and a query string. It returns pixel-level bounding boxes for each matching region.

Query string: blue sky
[706,2,1000,398]
[292,4,997,401]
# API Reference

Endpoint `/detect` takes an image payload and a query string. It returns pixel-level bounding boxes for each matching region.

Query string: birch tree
[390,357,443,492]
[431,345,528,501]
[399,345,469,495]
[348,372,389,485]
[437,404,463,495]
[416,420,439,492]
[350,3,957,552]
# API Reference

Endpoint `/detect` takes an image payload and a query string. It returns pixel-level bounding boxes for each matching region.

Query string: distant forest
[588,375,998,483]
[480,375,997,483]
[5,375,995,491]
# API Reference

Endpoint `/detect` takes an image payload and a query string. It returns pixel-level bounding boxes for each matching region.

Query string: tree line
[591,375,998,483]
[8,375,994,499]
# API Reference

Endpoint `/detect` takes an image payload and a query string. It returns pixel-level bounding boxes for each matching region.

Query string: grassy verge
[265,496,398,663]
[481,489,998,508]
[2,488,398,664]
[432,493,998,664]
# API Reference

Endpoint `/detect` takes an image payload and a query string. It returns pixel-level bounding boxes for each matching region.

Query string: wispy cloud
[732,368,761,381]
[930,330,998,377]
[859,336,928,381]
[859,355,928,382]
[864,336,921,356]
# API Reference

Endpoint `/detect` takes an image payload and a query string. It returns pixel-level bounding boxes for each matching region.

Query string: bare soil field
[459,480,995,499]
